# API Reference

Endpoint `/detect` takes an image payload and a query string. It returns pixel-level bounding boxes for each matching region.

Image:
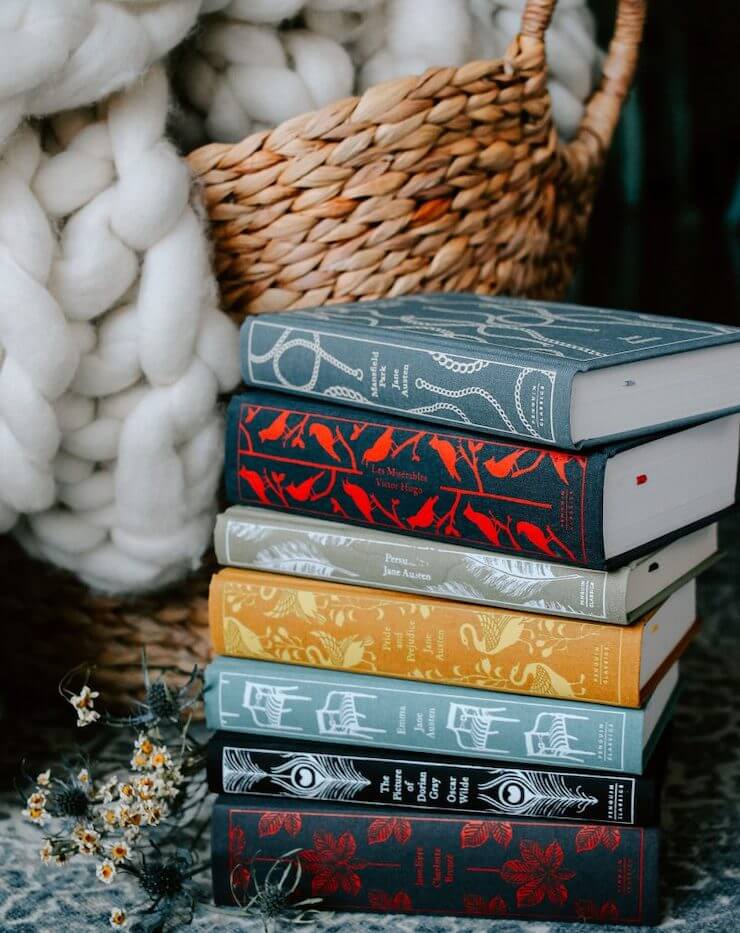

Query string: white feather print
[428,580,487,600]
[458,555,583,599]
[228,522,271,546]
[426,581,586,616]
[253,541,360,579]
[306,530,361,548]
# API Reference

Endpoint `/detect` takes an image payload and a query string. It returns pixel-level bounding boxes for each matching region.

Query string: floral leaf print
[464,894,508,916]
[282,812,302,837]
[488,821,513,848]
[460,821,489,848]
[231,864,251,893]
[257,811,302,838]
[257,812,284,837]
[600,827,621,851]
[576,900,620,922]
[460,820,512,849]
[300,831,365,899]
[228,823,246,860]
[367,817,412,846]
[600,902,619,921]
[501,839,575,908]
[574,825,602,853]
[575,825,621,853]
[368,890,413,911]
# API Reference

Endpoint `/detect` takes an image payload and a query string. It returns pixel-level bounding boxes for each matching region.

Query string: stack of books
[205,295,740,924]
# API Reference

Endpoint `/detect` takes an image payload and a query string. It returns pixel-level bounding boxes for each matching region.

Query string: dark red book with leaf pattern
[212,798,659,924]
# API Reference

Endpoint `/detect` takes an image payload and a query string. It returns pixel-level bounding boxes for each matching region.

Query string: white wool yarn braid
[0,0,233,536]
[179,0,600,144]
[177,10,356,145]
[13,66,240,592]
[0,130,79,532]
[0,0,222,150]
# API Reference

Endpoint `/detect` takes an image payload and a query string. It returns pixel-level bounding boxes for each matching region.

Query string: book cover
[205,657,677,774]
[226,391,608,567]
[241,293,740,448]
[213,798,660,924]
[209,568,696,706]
[216,507,720,624]
[207,731,664,825]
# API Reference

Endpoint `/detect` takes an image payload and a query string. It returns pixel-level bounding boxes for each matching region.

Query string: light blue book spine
[205,658,645,774]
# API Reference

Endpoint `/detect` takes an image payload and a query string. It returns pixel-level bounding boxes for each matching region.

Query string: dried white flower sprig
[23,653,316,932]
[23,654,210,932]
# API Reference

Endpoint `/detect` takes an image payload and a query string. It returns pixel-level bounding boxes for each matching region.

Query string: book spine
[209,569,644,706]
[207,734,658,825]
[213,798,660,924]
[205,658,645,773]
[242,317,576,447]
[225,392,607,567]
[215,507,630,624]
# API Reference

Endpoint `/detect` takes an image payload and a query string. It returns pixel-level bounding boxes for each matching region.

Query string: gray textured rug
[1,516,739,932]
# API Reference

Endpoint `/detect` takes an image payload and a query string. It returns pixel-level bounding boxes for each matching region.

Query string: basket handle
[519,0,646,155]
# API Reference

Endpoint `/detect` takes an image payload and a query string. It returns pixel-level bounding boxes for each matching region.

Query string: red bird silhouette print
[258,410,291,444]
[407,496,439,530]
[516,521,577,561]
[342,481,375,523]
[239,467,270,505]
[362,427,395,465]
[463,503,518,549]
[483,449,533,479]
[429,436,461,481]
[548,452,577,485]
[309,423,342,462]
[286,473,326,502]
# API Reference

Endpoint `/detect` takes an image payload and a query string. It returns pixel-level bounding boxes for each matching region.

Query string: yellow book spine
[209,568,646,706]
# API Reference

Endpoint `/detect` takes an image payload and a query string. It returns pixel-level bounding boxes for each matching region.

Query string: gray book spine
[215,507,630,623]
[205,657,645,774]
[242,316,573,446]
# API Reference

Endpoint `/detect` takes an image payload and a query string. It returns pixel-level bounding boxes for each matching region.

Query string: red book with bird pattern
[225,391,733,569]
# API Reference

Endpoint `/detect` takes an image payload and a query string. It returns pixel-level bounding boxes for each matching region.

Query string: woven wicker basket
[6,0,645,713]
[188,0,646,317]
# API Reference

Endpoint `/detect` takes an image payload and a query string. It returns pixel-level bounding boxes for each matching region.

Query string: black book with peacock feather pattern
[207,732,667,827]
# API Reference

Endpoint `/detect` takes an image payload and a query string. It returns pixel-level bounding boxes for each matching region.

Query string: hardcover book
[204,656,679,774]
[207,731,665,825]
[241,293,740,448]
[209,568,697,707]
[225,391,739,568]
[213,798,660,924]
[215,507,719,625]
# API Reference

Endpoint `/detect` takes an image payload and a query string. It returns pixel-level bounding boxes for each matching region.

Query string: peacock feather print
[268,752,371,800]
[222,748,268,793]
[221,747,372,800]
[477,770,598,818]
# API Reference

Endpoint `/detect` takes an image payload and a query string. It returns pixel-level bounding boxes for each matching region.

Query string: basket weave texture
[8,0,645,711]
[188,0,646,318]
